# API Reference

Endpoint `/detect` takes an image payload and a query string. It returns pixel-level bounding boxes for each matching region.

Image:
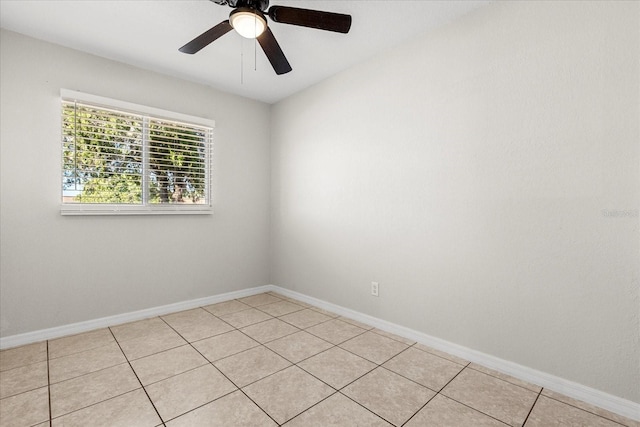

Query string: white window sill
[60,205,213,216]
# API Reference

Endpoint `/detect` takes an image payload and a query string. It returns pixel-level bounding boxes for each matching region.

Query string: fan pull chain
[240,37,244,84]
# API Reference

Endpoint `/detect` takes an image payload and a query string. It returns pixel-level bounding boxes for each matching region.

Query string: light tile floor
[1,292,638,427]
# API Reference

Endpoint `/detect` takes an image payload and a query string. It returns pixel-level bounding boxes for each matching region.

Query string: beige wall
[270,1,639,402]
[0,30,272,336]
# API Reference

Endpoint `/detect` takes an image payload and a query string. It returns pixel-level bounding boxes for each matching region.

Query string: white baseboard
[1,284,638,422]
[269,286,640,422]
[0,285,272,350]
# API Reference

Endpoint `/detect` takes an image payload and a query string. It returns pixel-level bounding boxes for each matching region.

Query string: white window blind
[60,90,214,215]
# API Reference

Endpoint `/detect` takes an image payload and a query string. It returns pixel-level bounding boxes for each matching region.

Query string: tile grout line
[221,345,292,389]
[430,364,514,427]
[337,390,399,426]
[397,359,471,427]
[328,332,409,371]
[46,387,160,425]
[106,327,165,426]
[371,343,466,393]
[303,320,371,348]
[407,342,469,366]
[47,330,120,362]
[275,341,338,366]
[465,364,542,394]
[400,393,438,427]
[217,312,275,330]
[521,388,543,427]
[240,324,302,346]
[375,365,440,396]
[254,301,307,318]
[417,392,514,427]
[278,312,339,330]
[280,391,341,426]
[369,329,416,346]
[46,340,52,426]
[376,342,414,365]
[227,383,280,425]
[157,389,246,426]
[47,360,132,387]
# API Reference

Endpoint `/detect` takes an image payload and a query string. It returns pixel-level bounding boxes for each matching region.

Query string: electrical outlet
[371,281,379,297]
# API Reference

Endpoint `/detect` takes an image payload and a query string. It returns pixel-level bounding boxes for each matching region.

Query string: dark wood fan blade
[268,6,352,33]
[257,27,292,75]
[179,20,233,54]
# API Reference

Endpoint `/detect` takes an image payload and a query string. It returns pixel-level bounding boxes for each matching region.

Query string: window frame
[60,89,215,216]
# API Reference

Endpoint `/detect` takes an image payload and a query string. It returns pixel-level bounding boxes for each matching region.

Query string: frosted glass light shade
[230,10,267,39]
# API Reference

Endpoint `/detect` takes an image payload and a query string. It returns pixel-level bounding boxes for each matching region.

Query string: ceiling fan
[179,0,352,75]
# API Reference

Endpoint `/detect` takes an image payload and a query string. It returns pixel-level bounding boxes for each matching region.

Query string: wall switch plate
[371,281,379,297]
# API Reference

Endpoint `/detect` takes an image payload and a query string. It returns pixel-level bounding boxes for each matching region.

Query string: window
[60,90,214,215]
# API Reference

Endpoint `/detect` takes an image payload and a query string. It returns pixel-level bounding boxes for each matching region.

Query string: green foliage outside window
[62,102,209,205]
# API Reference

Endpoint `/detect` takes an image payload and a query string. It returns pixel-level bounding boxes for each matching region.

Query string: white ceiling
[0,0,490,104]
